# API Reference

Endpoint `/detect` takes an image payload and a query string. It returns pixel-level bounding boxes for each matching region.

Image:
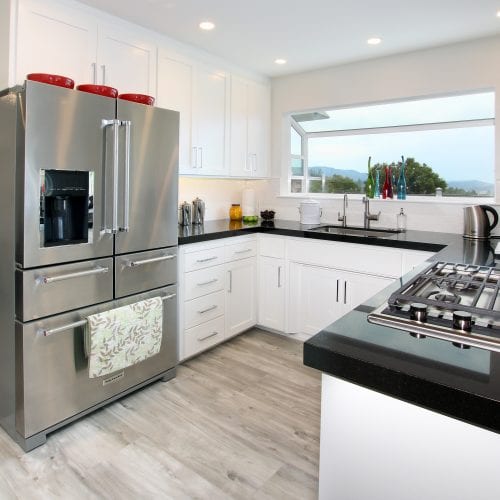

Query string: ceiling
[79,0,500,77]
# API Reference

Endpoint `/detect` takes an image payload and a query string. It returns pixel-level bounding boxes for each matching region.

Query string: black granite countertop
[178,218,500,433]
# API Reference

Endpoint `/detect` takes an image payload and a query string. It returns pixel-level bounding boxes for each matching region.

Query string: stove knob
[453,311,472,332]
[410,303,428,322]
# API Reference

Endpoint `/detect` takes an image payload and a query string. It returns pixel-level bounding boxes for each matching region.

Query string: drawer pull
[39,266,108,284]
[128,254,176,267]
[198,331,219,342]
[235,248,252,254]
[196,256,218,263]
[197,305,218,314]
[197,278,218,286]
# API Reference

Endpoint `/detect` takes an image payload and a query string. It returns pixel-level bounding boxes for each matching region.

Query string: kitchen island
[180,219,500,500]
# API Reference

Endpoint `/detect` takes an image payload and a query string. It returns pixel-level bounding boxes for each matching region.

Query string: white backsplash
[180,177,500,236]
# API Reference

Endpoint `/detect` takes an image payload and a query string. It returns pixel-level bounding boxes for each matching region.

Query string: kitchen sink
[308,225,402,238]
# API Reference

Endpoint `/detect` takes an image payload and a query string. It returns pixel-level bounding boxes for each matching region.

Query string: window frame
[285,93,496,201]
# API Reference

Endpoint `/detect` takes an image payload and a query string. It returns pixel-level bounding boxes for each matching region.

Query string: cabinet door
[258,256,285,331]
[226,257,257,338]
[229,75,250,177]
[289,263,344,336]
[97,24,156,96]
[157,49,195,174]
[341,270,394,315]
[247,80,270,177]
[16,0,97,84]
[193,63,229,175]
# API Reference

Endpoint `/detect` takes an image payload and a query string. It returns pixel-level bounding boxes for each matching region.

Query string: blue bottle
[374,168,380,198]
[397,155,407,200]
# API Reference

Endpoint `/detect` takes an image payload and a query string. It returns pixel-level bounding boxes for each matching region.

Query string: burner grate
[388,261,500,319]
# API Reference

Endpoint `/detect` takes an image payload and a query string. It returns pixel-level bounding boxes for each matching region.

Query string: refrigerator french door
[0,80,180,451]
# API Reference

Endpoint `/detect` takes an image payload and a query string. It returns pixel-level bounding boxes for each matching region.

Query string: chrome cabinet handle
[198,147,203,168]
[39,266,109,284]
[197,305,217,314]
[91,62,97,84]
[120,120,131,232]
[101,64,106,84]
[198,331,219,342]
[278,266,282,288]
[252,153,257,172]
[39,294,174,336]
[344,282,347,305]
[235,248,252,254]
[102,119,120,234]
[127,254,176,267]
[192,146,198,168]
[196,256,218,263]
[197,278,218,286]
[228,270,232,292]
[336,279,339,303]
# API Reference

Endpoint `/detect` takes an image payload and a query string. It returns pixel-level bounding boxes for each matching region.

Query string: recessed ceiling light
[275,58,287,65]
[199,21,215,31]
[367,37,382,45]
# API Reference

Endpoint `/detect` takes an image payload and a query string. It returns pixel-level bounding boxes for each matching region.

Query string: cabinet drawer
[184,316,225,358]
[184,265,225,300]
[225,240,257,262]
[185,290,225,329]
[184,246,225,272]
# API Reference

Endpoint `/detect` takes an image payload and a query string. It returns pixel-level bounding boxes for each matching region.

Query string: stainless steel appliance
[192,197,205,225]
[368,261,500,353]
[0,81,179,451]
[178,201,192,226]
[463,205,498,239]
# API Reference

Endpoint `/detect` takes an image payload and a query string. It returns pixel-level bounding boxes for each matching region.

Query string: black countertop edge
[303,341,500,434]
[178,219,455,253]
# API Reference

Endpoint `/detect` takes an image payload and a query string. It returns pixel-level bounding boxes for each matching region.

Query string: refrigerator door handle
[38,266,109,284]
[119,120,131,232]
[102,119,120,234]
[126,254,176,267]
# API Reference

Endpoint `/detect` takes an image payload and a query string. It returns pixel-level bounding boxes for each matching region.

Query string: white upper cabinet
[15,0,156,96]
[97,24,156,95]
[157,49,195,173]
[230,75,270,177]
[192,63,230,176]
[16,0,97,84]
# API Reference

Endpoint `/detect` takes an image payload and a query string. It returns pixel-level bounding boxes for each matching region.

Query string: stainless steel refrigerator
[0,81,179,451]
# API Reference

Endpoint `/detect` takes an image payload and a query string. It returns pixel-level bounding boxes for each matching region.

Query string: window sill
[277,193,496,204]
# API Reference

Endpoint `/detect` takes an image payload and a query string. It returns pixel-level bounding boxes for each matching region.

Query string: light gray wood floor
[0,329,321,499]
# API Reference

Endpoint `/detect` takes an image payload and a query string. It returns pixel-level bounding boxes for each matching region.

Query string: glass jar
[229,204,242,221]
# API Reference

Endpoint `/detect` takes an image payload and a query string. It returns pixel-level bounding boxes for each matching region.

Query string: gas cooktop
[368,261,500,353]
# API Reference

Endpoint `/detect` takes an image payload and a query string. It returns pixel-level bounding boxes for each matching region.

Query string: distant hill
[309,166,367,182]
[446,180,494,194]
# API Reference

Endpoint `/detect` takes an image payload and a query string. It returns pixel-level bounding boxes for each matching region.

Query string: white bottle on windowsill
[397,208,407,232]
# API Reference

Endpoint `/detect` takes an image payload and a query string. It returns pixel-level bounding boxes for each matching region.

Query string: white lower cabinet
[257,256,285,331]
[226,257,257,339]
[179,235,257,360]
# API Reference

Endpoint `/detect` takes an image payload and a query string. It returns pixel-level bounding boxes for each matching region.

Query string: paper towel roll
[242,188,256,216]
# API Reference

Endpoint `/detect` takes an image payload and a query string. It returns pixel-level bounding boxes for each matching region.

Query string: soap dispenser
[397,208,407,232]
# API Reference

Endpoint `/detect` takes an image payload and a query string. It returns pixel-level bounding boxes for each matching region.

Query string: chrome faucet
[362,197,381,229]
[338,194,348,227]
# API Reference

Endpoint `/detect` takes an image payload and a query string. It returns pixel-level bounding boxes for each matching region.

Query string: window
[289,92,495,197]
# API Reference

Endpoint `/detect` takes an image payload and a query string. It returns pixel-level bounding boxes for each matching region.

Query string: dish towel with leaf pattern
[85,297,163,378]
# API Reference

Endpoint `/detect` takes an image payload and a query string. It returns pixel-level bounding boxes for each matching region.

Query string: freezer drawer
[115,247,177,298]
[16,285,177,438]
[16,258,114,321]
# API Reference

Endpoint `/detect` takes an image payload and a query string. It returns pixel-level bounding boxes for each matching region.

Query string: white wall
[266,35,500,234]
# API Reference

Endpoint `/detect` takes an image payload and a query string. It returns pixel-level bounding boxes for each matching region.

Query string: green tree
[325,174,360,193]
[372,158,447,195]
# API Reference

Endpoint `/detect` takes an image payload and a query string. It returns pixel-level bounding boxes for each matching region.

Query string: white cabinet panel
[230,75,270,177]
[224,239,257,262]
[258,256,285,331]
[193,63,229,175]
[157,50,195,172]
[184,315,225,359]
[16,0,97,84]
[97,25,156,95]
[226,257,257,338]
[184,245,225,272]
[184,290,225,329]
[184,265,225,301]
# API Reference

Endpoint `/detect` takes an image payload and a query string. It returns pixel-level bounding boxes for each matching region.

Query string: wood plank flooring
[0,329,321,499]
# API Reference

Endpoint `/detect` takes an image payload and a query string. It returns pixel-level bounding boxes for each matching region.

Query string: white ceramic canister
[298,200,322,224]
